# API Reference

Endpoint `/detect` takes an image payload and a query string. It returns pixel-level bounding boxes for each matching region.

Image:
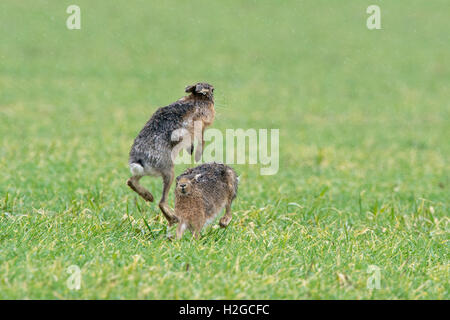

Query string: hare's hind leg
[219,201,233,228]
[159,169,178,226]
[127,175,154,202]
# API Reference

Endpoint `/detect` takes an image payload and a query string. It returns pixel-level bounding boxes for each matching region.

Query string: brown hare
[174,163,239,239]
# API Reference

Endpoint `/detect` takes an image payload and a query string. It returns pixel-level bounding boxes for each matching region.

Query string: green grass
[0,0,449,299]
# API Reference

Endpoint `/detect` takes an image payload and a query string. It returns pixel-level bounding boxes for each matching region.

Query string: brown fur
[174,163,238,239]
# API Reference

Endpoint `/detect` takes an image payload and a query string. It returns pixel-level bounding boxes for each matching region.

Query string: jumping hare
[127,83,215,225]
[174,163,239,239]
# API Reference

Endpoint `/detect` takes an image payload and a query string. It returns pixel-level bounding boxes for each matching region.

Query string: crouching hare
[175,163,239,239]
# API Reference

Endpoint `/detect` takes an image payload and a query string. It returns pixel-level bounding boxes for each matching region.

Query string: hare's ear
[195,84,209,95]
[185,85,196,93]
[194,174,202,181]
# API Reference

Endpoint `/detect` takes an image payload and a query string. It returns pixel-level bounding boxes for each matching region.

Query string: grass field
[0,0,448,299]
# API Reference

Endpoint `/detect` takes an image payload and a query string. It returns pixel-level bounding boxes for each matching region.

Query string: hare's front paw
[195,149,202,162]
[219,216,232,228]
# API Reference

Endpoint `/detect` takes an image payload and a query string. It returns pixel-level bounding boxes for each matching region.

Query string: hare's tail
[129,162,145,176]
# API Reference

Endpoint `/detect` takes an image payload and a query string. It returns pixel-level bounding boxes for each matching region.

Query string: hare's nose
[180,184,186,188]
